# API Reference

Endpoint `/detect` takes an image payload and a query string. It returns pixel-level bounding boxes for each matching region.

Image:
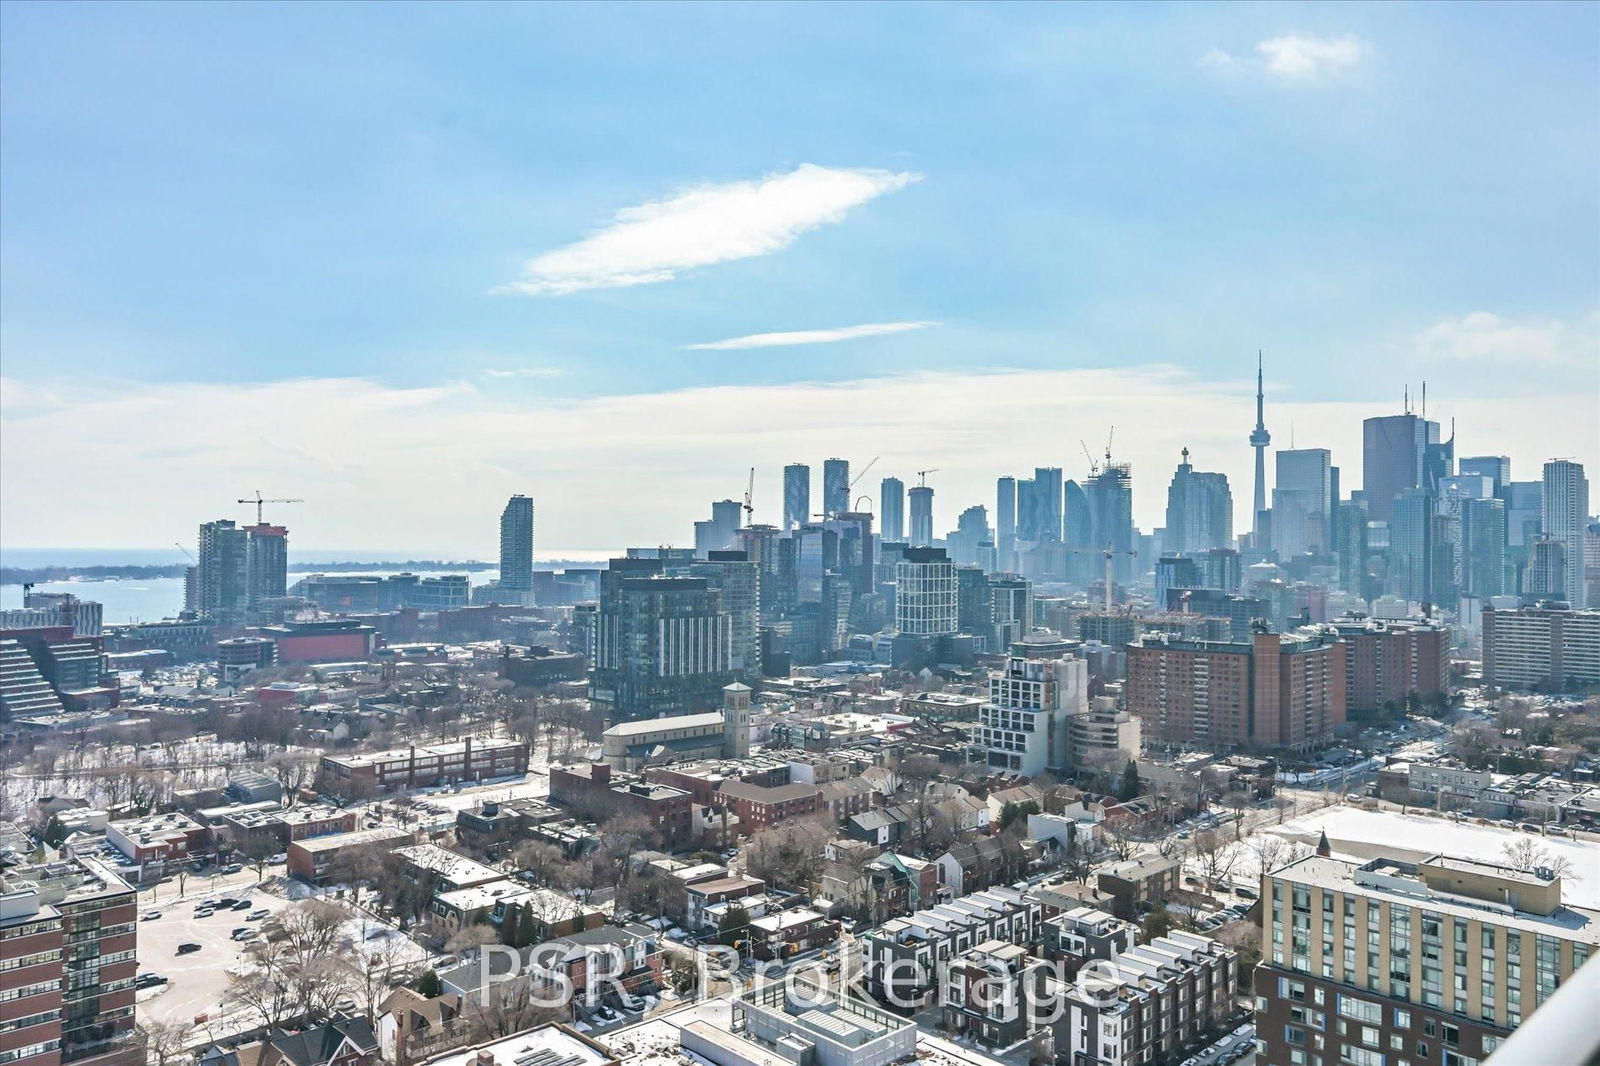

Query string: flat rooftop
[418,1023,613,1066]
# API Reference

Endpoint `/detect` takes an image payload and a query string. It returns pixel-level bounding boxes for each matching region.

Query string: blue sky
[2,2,1596,553]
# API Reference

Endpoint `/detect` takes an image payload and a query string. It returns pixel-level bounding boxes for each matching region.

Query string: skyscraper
[1085,462,1135,584]
[995,476,1016,568]
[908,485,934,547]
[1461,497,1508,598]
[1390,488,1436,605]
[822,457,849,517]
[1363,410,1442,523]
[1275,447,1333,552]
[782,463,810,529]
[881,476,906,543]
[197,518,249,621]
[1164,447,1233,554]
[1030,467,1063,542]
[895,546,957,636]
[1460,455,1511,496]
[1249,352,1271,533]
[1542,458,1590,607]
[244,522,288,612]
[499,494,535,593]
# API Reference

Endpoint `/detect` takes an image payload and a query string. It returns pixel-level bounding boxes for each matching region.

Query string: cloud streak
[1204,33,1369,81]
[1414,311,1597,366]
[684,321,938,351]
[505,164,921,295]
[481,367,566,378]
[4,367,1593,555]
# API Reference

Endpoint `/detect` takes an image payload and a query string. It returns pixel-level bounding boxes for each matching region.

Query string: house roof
[267,1016,378,1066]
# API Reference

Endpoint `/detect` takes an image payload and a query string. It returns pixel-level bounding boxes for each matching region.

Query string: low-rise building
[318,737,529,794]
[286,825,412,884]
[942,940,1045,1049]
[721,980,916,1066]
[548,763,693,848]
[715,780,824,833]
[1041,905,1139,978]
[863,886,1041,1007]
[1096,853,1182,919]
[748,908,840,960]
[1049,932,1237,1066]
[105,811,209,881]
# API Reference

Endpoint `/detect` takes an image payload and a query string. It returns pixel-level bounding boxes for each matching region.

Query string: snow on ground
[1272,808,1600,907]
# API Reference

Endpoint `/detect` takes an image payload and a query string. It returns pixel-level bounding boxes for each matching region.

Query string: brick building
[0,855,141,1066]
[1125,627,1346,752]
[548,763,693,848]
[714,780,824,834]
[1326,615,1450,716]
[318,737,529,794]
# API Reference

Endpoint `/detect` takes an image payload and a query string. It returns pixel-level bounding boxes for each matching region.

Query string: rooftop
[602,711,725,739]
[417,1023,614,1066]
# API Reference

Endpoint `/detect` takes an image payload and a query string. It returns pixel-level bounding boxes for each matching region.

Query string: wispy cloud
[481,367,566,379]
[504,164,921,295]
[684,321,938,351]
[5,368,1594,554]
[1204,34,1369,82]
[1415,311,1597,366]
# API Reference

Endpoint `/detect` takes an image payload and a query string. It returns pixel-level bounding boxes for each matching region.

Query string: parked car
[142,910,162,921]
[232,900,252,911]
[1236,887,1258,900]
[135,972,169,988]
[176,943,202,955]
[269,853,286,864]
[247,909,269,921]
[194,908,215,919]
[218,898,238,908]
[222,863,243,874]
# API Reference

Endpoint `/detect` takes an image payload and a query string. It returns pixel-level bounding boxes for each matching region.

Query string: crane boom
[742,467,756,523]
[236,490,303,525]
[849,456,880,489]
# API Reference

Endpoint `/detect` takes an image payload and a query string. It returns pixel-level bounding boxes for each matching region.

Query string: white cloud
[1257,34,1368,79]
[1204,34,1369,82]
[1414,311,1597,366]
[684,321,938,351]
[481,367,566,378]
[505,164,921,295]
[4,368,1594,556]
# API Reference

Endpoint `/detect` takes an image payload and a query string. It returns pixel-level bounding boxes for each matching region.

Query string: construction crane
[916,469,939,487]
[742,467,756,524]
[848,456,880,489]
[237,490,303,525]
[1079,440,1099,478]
[1068,543,1139,614]
[174,542,196,564]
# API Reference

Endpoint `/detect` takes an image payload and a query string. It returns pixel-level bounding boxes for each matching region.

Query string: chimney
[476,1052,495,1066]
[593,763,612,785]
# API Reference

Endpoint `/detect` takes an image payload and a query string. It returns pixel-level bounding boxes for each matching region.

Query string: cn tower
[1249,351,1270,533]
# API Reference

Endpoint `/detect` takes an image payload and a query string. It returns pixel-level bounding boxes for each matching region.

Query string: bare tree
[1191,829,1239,892]
[1500,837,1575,879]
[267,750,320,805]
[137,1018,193,1066]
[1099,820,1140,862]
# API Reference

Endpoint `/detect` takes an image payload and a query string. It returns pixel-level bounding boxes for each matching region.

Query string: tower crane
[1079,441,1099,478]
[174,542,196,563]
[1068,542,1139,614]
[916,469,939,487]
[848,456,880,489]
[237,490,303,525]
[742,467,756,524]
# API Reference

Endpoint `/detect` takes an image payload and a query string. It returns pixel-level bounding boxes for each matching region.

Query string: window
[1394,1010,1411,1029]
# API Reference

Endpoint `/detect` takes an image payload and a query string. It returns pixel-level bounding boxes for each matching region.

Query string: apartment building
[942,940,1045,1048]
[863,886,1041,1008]
[1254,852,1600,1066]
[0,855,141,1066]
[1042,906,1139,979]
[1125,628,1346,752]
[714,780,824,833]
[1325,616,1450,716]
[970,652,1089,776]
[318,737,529,794]
[1482,605,1600,691]
[1050,931,1237,1066]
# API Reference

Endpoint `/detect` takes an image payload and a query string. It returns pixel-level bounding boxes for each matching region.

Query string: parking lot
[135,883,295,1040]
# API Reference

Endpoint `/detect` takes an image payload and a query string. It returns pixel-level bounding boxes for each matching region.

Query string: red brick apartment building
[548,763,692,848]
[318,737,529,793]
[1326,615,1449,715]
[714,780,824,833]
[1126,628,1346,751]
[0,857,140,1066]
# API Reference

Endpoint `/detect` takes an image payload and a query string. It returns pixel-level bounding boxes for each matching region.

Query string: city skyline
[2,3,1597,553]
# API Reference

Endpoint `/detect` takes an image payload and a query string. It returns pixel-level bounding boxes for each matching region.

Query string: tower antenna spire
[1249,351,1271,536]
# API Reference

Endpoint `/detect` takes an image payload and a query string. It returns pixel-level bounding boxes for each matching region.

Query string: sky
[1,2,1596,557]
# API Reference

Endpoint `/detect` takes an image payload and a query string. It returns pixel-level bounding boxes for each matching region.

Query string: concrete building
[895,547,957,636]
[0,854,140,1066]
[1041,905,1138,977]
[942,940,1044,1048]
[318,737,529,794]
[1254,852,1600,1066]
[970,651,1088,775]
[1482,604,1600,691]
[1067,695,1142,774]
[723,980,916,1066]
[1095,853,1182,919]
[862,887,1040,1007]
[1125,627,1347,751]
[908,485,935,547]
[1276,447,1334,553]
